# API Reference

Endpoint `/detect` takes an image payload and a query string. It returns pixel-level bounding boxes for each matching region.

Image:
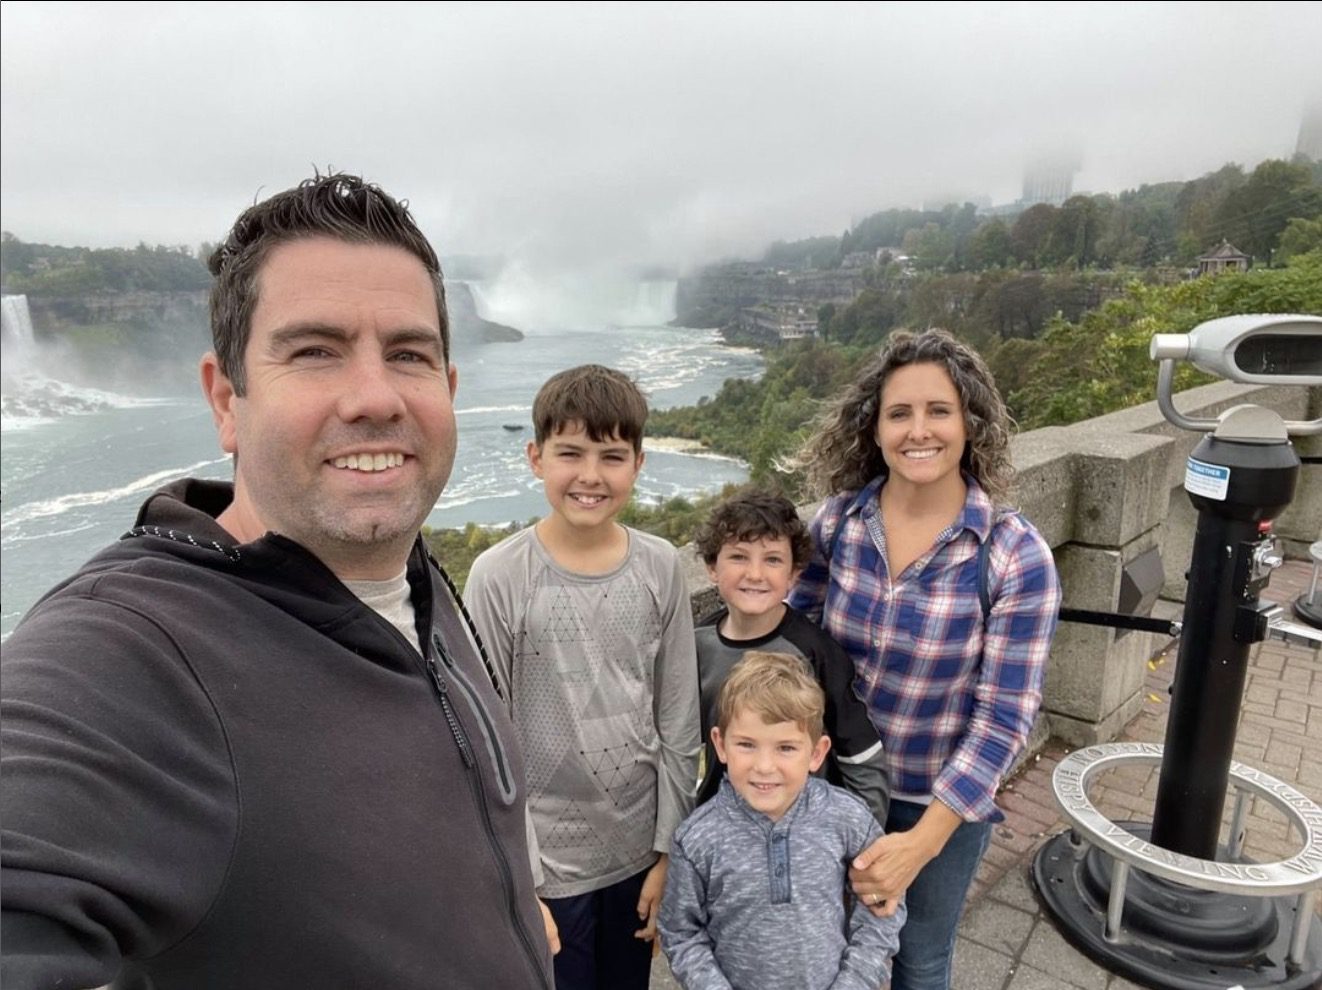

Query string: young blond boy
[659,652,904,990]
[693,489,889,822]
[465,364,701,990]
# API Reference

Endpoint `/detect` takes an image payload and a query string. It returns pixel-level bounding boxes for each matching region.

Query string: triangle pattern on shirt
[539,586,591,644]
[581,742,641,808]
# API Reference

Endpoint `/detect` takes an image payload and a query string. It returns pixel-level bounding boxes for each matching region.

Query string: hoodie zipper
[421,649,549,989]
[425,655,475,769]
[436,638,514,799]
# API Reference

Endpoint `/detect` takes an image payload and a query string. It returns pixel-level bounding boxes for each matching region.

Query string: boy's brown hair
[532,364,649,453]
[694,487,812,568]
[716,650,825,740]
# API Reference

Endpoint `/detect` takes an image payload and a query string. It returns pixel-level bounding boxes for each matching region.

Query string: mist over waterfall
[1,294,158,428]
[462,268,679,333]
[624,280,678,327]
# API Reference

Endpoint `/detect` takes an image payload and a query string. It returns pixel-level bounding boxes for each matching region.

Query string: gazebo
[1196,239,1251,276]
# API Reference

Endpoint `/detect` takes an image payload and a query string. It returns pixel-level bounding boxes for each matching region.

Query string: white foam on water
[0,413,56,431]
[1,372,180,430]
[455,404,531,416]
[2,519,99,543]
[435,489,524,511]
[1,458,225,530]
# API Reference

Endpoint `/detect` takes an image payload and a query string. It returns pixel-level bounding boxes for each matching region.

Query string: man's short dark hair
[531,364,649,453]
[695,487,811,568]
[208,171,448,395]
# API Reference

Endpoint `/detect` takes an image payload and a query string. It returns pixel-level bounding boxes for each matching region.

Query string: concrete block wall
[1013,381,1319,747]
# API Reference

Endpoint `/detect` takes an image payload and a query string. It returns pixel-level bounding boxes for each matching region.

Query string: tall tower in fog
[1021,154,1082,207]
[1297,104,1322,161]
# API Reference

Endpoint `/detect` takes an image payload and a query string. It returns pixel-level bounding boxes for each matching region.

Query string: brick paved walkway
[652,558,1322,989]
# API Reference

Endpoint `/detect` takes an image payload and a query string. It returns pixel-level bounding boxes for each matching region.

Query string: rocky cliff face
[25,282,523,351]
[446,282,522,343]
[676,263,864,328]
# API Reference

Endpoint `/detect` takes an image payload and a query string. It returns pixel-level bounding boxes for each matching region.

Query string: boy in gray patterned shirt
[659,651,903,990]
[466,365,701,990]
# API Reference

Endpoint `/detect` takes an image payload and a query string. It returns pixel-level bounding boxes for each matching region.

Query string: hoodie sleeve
[1,592,239,990]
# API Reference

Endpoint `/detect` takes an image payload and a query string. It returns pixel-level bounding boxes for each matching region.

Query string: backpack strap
[824,508,843,563]
[977,535,992,622]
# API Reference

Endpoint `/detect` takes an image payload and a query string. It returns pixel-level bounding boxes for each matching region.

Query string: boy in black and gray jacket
[692,488,889,822]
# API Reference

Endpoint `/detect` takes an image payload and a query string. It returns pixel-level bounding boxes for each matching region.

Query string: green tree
[968,219,1013,270]
[1274,216,1322,263]
[1010,204,1057,267]
[1048,195,1108,269]
[902,223,954,271]
[1010,251,1322,428]
[1210,159,1321,262]
[1174,163,1245,260]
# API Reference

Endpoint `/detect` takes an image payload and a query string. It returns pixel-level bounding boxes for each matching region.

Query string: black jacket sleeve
[1,592,238,989]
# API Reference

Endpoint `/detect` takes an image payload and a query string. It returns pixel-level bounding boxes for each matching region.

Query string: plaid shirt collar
[842,473,995,547]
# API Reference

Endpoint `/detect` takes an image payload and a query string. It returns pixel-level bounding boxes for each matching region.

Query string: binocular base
[1033,823,1322,989]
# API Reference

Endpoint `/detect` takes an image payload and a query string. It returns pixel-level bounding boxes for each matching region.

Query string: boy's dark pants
[544,867,653,990]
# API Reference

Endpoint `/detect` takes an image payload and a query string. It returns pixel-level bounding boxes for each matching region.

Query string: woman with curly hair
[788,329,1061,990]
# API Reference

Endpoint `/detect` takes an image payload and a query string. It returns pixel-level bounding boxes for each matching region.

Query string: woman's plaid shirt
[788,476,1061,823]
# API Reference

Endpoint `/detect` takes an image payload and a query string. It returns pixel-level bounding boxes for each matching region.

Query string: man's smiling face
[203,236,458,579]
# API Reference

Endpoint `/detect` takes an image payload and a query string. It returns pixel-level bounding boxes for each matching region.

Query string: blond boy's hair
[532,364,649,453]
[717,651,825,740]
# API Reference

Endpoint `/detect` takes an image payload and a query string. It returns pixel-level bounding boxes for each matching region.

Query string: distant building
[1297,104,1322,161]
[737,302,819,341]
[1021,156,1081,207]
[1197,240,1251,276]
[839,251,876,269]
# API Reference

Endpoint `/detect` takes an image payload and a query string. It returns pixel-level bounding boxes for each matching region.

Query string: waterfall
[1,294,37,375]
[464,280,495,320]
[624,280,678,326]
[0,294,128,424]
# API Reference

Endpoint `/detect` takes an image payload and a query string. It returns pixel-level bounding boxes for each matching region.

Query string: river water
[1,321,762,638]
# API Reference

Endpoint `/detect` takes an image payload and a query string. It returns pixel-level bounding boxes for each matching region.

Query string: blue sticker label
[1185,457,1230,501]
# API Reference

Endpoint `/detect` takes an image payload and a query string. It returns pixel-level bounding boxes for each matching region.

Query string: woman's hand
[849,801,963,917]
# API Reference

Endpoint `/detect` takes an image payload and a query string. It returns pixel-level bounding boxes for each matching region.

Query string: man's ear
[526,440,544,479]
[200,352,239,455]
[710,726,728,765]
[808,733,832,773]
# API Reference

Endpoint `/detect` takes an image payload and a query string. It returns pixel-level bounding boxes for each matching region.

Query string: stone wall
[27,290,209,339]
[680,380,1321,753]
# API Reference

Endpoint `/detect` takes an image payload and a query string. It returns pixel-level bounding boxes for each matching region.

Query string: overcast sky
[3,2,1320,277]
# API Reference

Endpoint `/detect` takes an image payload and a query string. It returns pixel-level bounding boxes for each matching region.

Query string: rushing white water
[465,271,679,332]
[1,294,38,379]
[622,280,678,326]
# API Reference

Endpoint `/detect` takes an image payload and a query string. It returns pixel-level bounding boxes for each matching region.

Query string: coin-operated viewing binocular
[1035,314,1322,990]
